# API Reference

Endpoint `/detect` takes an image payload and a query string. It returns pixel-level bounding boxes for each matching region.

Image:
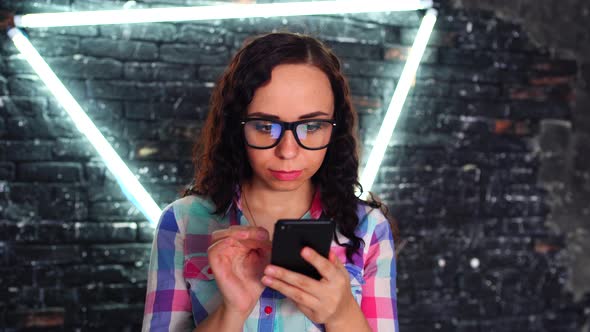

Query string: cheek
[305,150,328,172]
[246,148,328,175]
[246,148,270,170]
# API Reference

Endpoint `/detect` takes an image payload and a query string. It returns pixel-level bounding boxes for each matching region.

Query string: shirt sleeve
[360,210,399,332]
[142,205,194,332]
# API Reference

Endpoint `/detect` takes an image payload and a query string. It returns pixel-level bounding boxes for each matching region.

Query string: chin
[268,178,309,192]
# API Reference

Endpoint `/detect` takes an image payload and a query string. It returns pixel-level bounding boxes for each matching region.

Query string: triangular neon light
[7,1,437,225]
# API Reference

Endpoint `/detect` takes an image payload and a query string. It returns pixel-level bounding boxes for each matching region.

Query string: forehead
[247,64,334,120]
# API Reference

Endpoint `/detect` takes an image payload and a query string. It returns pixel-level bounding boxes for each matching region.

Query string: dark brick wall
[0,0,587,331]
[449,2,590,331]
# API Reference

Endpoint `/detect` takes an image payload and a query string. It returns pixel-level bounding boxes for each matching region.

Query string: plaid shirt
[142,190,398,332]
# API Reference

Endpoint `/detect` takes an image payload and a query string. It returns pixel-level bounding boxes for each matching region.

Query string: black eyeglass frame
[241,118,337,150]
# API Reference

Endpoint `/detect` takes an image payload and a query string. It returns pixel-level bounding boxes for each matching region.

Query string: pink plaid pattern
[142,192,398,331]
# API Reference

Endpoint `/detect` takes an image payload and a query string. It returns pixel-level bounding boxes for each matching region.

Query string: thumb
[329,250,337,263]
[329,250,346,270]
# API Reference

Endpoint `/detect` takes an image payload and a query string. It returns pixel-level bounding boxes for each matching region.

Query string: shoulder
[355,201,389,231]
[354,201,394,247]
[157,194,221,235]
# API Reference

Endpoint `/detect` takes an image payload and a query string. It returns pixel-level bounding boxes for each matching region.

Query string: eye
[303,121,324,132]
[254,121,274,132]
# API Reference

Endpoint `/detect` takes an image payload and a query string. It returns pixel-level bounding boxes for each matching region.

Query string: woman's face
[245,63,335,192]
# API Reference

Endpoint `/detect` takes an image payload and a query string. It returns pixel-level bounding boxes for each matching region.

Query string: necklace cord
[242,189,257,227]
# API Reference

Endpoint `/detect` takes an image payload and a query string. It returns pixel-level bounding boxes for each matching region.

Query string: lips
[269,170,303,181]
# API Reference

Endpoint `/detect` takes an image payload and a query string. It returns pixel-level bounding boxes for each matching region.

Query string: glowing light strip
[7,27,162,225]
[359,9,437,198]
[14,0,432,27]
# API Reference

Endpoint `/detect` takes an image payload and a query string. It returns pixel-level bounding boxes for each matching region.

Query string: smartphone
[271,219,335,280]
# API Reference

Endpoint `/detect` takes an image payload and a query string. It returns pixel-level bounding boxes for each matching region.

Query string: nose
[275,130,299,159]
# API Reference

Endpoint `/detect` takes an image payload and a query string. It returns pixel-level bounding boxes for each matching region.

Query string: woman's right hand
[207,226,272,321]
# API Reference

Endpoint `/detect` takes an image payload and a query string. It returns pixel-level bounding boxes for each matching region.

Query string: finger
[261,274,320,308]
[209,237,272,259]
[210,229,230,243]
[206,238,243,281]
[329,251,337,264]
[211,226,269,243]
[207,236,235,255]
[206,238,234,272]
[329,250,347,273]
[239,239,272,251]
[263,264,320,293]
[229,227,268,242]
[211,226,249,242]
[300,247,337,280]
[251,227,270,241]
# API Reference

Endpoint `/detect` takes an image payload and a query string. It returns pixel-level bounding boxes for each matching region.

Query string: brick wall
[0,0,587,330]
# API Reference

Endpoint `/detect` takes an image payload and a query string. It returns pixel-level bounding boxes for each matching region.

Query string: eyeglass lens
[244,119,333,149]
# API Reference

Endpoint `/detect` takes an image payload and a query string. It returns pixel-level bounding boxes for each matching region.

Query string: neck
[241,180,315,223]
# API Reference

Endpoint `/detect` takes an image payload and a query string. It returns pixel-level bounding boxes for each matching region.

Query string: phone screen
[270,219,335,280]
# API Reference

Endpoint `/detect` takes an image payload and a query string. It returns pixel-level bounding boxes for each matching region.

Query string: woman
[143,32,399,332]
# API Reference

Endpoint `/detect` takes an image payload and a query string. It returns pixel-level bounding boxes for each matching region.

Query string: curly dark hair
[183,32,399,261]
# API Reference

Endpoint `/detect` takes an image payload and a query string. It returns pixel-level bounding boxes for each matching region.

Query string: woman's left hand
[261,247,357,326]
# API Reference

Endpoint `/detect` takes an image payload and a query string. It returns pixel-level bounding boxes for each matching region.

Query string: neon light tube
[359,9,437,198]
[14,0,433,27]
[7,27,162,225]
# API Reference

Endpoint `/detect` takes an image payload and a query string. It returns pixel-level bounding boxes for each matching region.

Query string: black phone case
[271,219,335,280]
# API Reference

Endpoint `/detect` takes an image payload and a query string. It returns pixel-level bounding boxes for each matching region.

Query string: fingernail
[301,247,311,257]
[262,276,272,285]
[265,266,276,275]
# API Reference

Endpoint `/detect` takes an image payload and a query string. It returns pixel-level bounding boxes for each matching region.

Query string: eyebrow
[248,111,331,120]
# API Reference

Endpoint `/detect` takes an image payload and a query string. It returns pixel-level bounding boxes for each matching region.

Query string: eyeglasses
[241,118,336,150]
